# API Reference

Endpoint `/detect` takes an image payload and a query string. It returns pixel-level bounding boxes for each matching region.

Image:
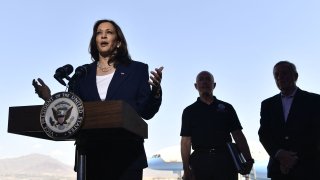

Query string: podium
[8,100,148,180]
[8,100,148,139]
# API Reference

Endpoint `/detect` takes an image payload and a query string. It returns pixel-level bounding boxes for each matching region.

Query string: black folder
[226,142,247,173]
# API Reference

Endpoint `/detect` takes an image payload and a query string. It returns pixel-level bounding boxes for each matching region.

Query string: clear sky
[1,0,320,166]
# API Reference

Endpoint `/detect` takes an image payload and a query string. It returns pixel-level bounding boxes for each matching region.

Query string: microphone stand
[66,67,88,180]
[67,78,87,180]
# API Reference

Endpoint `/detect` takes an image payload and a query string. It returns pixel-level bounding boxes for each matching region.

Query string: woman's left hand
[149,66,163,87]
[149,66,163,98]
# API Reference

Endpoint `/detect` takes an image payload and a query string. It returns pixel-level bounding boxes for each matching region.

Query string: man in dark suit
[258,61,320,180]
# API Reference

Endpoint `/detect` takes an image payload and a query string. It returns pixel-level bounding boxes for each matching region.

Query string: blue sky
[1,0,320,165]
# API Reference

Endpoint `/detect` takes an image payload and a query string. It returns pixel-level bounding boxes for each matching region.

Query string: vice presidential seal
[40,92,84,140]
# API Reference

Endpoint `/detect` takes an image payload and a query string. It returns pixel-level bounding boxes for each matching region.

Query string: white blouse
[96,72,115,101]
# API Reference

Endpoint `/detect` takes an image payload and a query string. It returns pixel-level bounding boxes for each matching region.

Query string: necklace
[97,61,113,72]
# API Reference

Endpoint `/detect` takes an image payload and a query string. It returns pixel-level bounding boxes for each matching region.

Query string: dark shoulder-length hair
[89,19,131,66]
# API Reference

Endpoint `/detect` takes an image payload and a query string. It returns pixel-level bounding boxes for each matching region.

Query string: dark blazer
[258,88,320,178]
[74,60,161,120]
[72,60,161,175]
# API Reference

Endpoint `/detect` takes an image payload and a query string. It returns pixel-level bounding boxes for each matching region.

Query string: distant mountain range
[0,154,76,180]
[0,154,179,180]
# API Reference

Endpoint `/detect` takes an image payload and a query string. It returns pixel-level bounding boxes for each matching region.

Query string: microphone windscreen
[54,64,74,86]
[61,64,74,75]
[74,64,90,77]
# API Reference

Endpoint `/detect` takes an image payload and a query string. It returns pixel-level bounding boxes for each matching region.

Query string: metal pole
[77,150,86,180]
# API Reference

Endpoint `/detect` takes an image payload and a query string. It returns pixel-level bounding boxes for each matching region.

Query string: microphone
[71,64,90,80]
[54,64,74,86]
[68,64,90,93]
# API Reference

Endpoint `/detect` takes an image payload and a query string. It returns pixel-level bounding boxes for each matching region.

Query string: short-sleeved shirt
[180,97,242,150]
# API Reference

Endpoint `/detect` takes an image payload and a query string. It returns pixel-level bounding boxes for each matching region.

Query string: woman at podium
[32,19,163,180]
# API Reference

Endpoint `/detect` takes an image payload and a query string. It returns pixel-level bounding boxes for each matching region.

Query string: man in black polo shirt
[180,71,253,180]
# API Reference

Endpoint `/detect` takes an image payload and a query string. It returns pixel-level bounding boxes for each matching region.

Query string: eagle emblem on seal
[50,101,74,130]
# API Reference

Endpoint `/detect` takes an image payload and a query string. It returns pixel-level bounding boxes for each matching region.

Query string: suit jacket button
[284,136,289,140]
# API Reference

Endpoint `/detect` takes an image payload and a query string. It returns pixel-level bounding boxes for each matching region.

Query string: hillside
[0,154,179,180]
[0,154,76,180]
